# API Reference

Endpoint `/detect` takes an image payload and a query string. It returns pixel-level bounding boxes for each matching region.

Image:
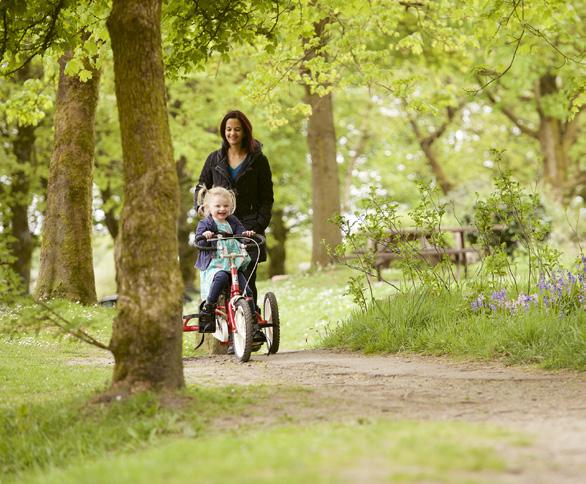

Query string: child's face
[209,195,232,221]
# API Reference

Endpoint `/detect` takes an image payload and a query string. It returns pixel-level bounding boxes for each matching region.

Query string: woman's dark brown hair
[220,110,257,154]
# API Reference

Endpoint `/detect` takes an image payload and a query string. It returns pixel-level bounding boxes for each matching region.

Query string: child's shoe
[198,302,216,333]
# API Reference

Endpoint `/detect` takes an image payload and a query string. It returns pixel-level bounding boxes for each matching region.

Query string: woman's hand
[203,230,214,239]
[242,230,255,237]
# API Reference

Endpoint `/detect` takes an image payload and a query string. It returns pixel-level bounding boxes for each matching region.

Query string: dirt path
[183,349,586,482]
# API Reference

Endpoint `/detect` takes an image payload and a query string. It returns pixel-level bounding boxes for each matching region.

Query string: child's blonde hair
[197,186,237,216]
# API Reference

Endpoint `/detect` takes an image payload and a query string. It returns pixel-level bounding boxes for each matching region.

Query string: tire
[233,298,254,362]
[263,292,280,354]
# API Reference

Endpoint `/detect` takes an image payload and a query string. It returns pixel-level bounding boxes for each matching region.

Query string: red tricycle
[182,233,280,363]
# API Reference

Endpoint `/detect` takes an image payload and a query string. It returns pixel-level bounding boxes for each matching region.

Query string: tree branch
[1,0,66,75]
[36,300,110,351]
[474,28,525,93]
[484,87,539,138]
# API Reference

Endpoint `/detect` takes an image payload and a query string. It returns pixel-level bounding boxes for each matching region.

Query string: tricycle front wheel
[233,299,254,362]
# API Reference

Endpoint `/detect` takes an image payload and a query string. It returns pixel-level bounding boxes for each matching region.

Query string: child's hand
[242,230,255,237]
[203,230,214,239]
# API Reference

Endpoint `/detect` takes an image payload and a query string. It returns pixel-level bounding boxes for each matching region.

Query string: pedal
[251,342,263,352]
[253,330,266,343]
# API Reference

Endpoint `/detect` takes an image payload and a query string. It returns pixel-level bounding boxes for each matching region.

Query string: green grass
[183,266,398,350]
[12,418,523,484]
[321,288,586,370]
[0,338,269,480]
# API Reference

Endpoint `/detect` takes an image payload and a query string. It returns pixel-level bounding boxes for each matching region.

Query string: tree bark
[267,208,288,276]
[536,74,572,191]
[35,50,100,304]
[303,18,342,268]
[486,73,582,199]
[408,116,453,195]
[176,155,197,295]
[99,181,120,240]
[305,89,343,267]
[9,120,35,293]
[107,0,184,391]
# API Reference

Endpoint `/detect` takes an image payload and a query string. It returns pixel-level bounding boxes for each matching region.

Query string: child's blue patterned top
[200,220,251,301]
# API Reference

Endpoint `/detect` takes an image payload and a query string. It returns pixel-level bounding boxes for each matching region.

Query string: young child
[195,187,255,332]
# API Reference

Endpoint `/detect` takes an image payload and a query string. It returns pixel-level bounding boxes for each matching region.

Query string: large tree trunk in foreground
[35,51,100,304]
[305,89,342,267]
[107,0,184,391]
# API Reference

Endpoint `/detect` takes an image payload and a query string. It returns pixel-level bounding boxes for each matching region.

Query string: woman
[194,110,274,308]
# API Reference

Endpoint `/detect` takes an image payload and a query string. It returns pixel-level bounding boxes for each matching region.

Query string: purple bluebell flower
[471,293,486,312]
[537,274,548,293]
[568,272,576,285]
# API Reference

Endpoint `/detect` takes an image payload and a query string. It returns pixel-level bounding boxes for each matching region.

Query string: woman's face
[209,195,231,221]
[225,118,243,148]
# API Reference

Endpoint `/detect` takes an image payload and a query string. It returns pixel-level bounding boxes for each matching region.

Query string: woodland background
[0,0,584,391]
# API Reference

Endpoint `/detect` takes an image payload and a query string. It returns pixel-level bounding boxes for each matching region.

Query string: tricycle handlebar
[195,233,265,251]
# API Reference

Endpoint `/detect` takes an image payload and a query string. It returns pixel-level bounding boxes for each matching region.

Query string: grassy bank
[18,420,522,484]
[321,288,586,370]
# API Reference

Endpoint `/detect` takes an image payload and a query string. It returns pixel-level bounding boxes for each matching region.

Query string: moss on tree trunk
[35,50,100,304]
[107,0,184,391]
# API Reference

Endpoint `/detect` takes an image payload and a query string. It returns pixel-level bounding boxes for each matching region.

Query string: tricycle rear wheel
[263,292,280,354]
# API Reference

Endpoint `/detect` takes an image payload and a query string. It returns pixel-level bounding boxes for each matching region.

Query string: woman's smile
[225,118,243,147]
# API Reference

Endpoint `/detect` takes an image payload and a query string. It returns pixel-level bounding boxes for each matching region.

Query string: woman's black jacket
[194,144,274,261]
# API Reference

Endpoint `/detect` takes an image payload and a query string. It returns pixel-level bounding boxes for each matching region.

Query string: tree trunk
[537,74,569,191]
[303,18,342,268]
[267,208,287,276]
[486,73,581,201]
[539,118,568,188]
[176,155,197,295]
[9,122,35,293]
[99,181,120,240]
[107,0,184,391]
[97,156,122,241]
[35,50,100,304]
[419,140,453,195]
[305,89,342,267]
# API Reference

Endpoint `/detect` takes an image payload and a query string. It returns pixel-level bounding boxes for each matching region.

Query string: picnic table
[372,225,504,281]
